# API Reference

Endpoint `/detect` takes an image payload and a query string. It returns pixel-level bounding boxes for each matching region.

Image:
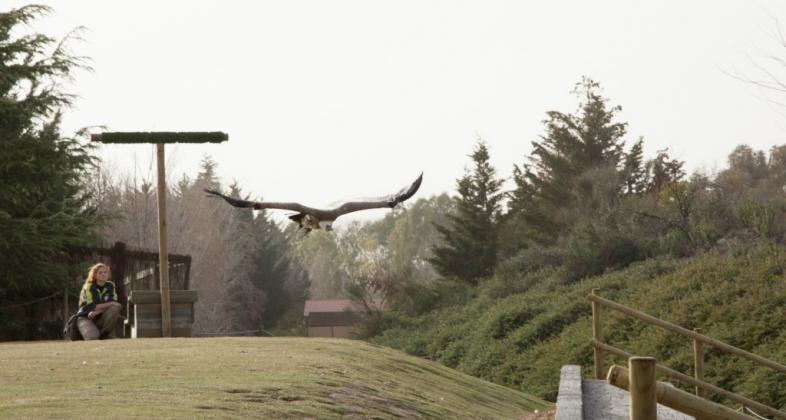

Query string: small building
[304,299,381,338]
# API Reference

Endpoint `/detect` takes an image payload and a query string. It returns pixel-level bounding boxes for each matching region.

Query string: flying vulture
[205,173,423,232]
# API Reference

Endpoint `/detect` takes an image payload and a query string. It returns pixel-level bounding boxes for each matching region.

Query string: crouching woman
[76,263,123,340]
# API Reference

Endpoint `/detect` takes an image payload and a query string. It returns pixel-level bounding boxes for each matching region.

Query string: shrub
[388,278,474,317]
[560,222,641,283]
[733,199,786,241]
[496,247,562,279]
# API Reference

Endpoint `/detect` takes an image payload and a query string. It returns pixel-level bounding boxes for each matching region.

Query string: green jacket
[76,281,118,317]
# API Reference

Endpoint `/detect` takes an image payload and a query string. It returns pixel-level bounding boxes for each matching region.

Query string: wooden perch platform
[92,131,228,336]
[128,290,198,338]
[91,131,228,144]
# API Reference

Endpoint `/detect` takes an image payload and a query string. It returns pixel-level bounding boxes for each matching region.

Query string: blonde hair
[79,263,110,305]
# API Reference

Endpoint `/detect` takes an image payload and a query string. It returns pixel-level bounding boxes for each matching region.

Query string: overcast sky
[8,0,786,226]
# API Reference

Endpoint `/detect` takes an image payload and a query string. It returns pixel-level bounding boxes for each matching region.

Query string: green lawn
[0,337,549,419]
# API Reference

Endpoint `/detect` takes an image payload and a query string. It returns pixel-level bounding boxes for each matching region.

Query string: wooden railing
[588,288,786,419]
[607,360,754,420]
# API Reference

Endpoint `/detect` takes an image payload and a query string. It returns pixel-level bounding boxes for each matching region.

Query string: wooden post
[629,357,657,420]
[184,255,192,290]
[156,143,172,337]
[110,242,127,310]
[693,327,704,398]
[591,288,604,379]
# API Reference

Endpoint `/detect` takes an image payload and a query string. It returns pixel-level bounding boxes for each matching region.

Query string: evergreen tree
[207,182,296,331]
[646,148,685,194]
[623,137,647,195]
[510,78,630,244]
[195,154,220,190]
[429,141,503,283]
[0,6,97,305]
[244,199,295,327]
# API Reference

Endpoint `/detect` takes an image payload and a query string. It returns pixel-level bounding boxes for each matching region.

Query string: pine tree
[195,154,220,190]
[0,6,97,304]
[623,137,647,195]
[243,198,295,327]
[429,141,503,283]
[510,77,630,244]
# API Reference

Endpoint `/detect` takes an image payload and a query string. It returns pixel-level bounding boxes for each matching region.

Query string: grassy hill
[0,337,549,419]
[370,244,786,410]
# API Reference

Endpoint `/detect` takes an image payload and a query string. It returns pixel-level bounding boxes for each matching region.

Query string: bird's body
[205,173,423,233]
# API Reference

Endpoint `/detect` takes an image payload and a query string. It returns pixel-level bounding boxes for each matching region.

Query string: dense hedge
[369,243,786,410]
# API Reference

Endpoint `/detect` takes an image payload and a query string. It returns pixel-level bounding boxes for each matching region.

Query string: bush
[496,247,562,279]
[560,222,641,283]
[388,278,473,317]
[733,199,786,242]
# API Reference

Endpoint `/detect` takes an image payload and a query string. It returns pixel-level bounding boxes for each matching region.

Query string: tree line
[427,77,786,291]
[4,5,786,339]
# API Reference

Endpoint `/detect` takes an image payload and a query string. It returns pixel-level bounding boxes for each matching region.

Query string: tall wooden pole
[629,356,657,420]
[591,288,604,379]
[156,143,172,337]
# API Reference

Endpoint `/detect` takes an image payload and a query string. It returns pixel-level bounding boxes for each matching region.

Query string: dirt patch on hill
[521,406,555,420]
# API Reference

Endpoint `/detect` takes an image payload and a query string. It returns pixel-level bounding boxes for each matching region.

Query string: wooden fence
[0,242,191,340]
[589,288,786,419]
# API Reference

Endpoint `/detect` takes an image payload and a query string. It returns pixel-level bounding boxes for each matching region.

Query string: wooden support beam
[90,131,227,144]
[628,357,657,420]
[591,288,604,379]
[693,327,704,398]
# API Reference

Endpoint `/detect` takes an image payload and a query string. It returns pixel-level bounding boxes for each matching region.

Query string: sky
[8,0,786,226]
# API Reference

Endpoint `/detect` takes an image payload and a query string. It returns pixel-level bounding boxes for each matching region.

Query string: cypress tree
[0,6,98,307]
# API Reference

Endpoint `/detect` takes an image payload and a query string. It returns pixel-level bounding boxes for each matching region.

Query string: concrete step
[556,365,694,420]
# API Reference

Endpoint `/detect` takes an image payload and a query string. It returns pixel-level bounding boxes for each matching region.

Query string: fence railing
[607,360,755,420]
[588,288,786,420]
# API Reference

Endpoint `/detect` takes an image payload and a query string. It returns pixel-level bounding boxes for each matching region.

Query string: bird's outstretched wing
[391,172,423,203]
[204,189,320,215]
[203,189,256,208]
[332,172,423,216]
